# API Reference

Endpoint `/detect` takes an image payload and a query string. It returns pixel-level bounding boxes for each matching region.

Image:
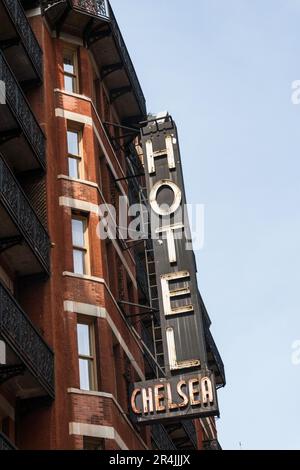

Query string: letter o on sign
[149,179,182,216]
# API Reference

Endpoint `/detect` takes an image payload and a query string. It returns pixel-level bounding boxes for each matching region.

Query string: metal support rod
[115,172,144,182]
[103,121,140,132]
[118,300,158,312]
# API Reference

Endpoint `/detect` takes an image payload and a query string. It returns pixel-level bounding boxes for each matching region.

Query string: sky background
[112,0,300,450]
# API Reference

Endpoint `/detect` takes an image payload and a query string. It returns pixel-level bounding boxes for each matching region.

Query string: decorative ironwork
[152,424,177,450]
[72,0,109,18]
[0,432,16,450]
[0,52,45,168]
[41,1,146,116]
[0,235,23,254]
[0,364,26,384]
[41,0,109,19]
[182,420,197,449]
[0,280,54,397]
[3,0,43,79]
[108,3,146,116]
[0,156,50,273]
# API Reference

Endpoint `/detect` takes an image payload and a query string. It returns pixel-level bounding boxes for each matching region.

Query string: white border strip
[55,106,127,198]
[68,388,148,449]
[59,196,137,288]
[64,300,144,380]
[69,423,128,450]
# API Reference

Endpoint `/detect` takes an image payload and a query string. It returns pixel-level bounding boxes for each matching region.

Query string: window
[83,437,104,450]
[72,215,89,275]
[67,128,82,179]
[77,321,97,391]
[63,49,79,93]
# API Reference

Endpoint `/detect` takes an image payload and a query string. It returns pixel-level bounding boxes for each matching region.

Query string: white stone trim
[64,300,106,319]
[63,271,105,283]
[54,104,127,196]
[26,8,41,18]
[57,176,134,268]
[69,423,128,450]
[59,195,99,215]
[57,175,99,189]
[68,389,148,449]
[59,196,137,288]
[54,89,91,102]
[58,176,136,270]
[55,108,93,126]
[64,300,144,381]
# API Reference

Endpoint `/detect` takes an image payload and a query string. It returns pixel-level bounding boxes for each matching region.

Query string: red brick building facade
[0,0,224,450]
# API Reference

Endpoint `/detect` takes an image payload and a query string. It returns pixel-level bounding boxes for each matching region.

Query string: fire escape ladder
[145,241,166,378]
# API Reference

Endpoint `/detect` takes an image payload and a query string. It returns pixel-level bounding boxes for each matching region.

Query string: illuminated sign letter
[154,384,166,412]
[131,388,142,415]
[166,327,200,371]
[149,179,182,217]
[142,387,154,414]
[201,377,214,405]
[177,380,189,408]
[161,271,194,316]
[146,135,176,174]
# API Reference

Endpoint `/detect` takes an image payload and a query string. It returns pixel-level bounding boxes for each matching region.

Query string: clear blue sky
[112,0,300,449]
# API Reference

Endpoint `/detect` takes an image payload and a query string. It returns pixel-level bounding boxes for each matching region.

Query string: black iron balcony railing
[152,424,177,450]
[2,0,43,80]
[182,420,197,449]
[0,432,16,450]
[108,3,146,116]
[72,0,109,19]
[41,0,146,117]
[0,51,45,168]
[0,280,54,398]
[0,156,50,274]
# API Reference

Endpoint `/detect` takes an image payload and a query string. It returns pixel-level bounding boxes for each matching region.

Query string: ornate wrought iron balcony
[0,431,16,450]
[72,0,109,19]
[0,155,50,275]
[0,51,45,170]
[108,3,146,118]
[151,424,177,450]
[41,0,146,123]
[41,0,109,20]
[0,280,54,398]
[0,0,43,83]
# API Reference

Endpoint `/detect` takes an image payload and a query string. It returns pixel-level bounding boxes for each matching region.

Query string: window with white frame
[67,128,82,179]
[77,320,97,391]
[71,215,89,275]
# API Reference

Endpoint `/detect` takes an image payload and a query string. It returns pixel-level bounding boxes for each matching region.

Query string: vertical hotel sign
[130,114,219,424]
